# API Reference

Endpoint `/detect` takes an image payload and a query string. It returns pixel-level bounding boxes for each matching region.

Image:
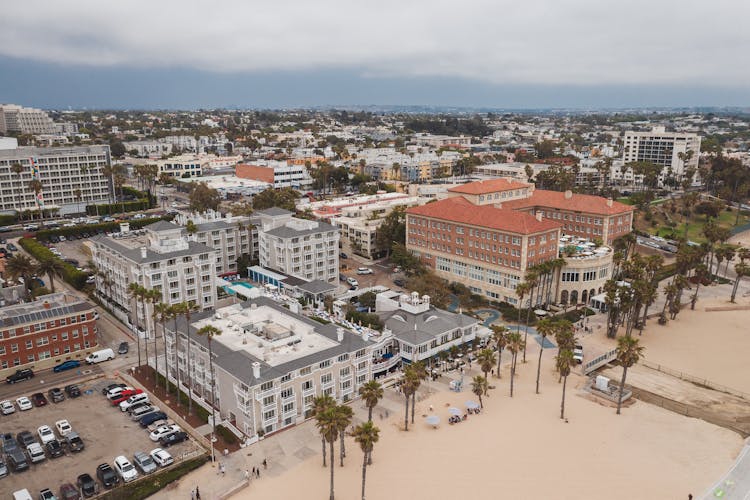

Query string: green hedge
[98,454,209,500]
[560,307,595,323]
[345,310,384,331]
[0,214,18,226]
[18,237,89,290]
[154,372,210,424]
[216,424,239,445]
[35,216,166,242]
[653,262,677,283]
[87,199,150,216]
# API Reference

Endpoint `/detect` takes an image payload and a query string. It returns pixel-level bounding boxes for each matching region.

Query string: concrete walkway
[701,440,750,500]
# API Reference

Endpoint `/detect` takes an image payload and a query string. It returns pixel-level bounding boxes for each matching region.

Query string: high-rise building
[0,104,57,135]
[0,145,112,216]
[622,127,701,185]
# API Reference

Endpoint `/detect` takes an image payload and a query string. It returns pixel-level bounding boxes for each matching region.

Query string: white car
[150,448,174,467]
[149,424,181,442]
[55,419,73,437]
[114,455,138,482]
[37,425,55,445]
[356,267,373,275]
[16,396,32,411]
[573,344,584,365]
[346,277,358,287]
[106,386,133,401]
[119,393,149,412]
[0,400,14,415]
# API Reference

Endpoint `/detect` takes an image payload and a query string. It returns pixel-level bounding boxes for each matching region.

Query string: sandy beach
[245,362,743,500]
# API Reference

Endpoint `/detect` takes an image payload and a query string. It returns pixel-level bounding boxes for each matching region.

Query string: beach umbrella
[465,401,480,410]
[448,407,462,416]
[425,415,440,428]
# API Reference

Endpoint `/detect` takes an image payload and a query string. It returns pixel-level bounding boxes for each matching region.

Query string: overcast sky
[1,0,749,109]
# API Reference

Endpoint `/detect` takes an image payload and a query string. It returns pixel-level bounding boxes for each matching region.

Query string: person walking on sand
[263,458,267,469]
[195,487,201,500]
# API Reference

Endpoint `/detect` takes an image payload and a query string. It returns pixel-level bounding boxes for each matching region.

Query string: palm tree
[169,303,185,405]
[358,380,383,422]
[731,262,749,303]
[409,362,427,425]
[337,404,353,467]
[181,301,200,415]
[352,421,380,500]
[34,258,64,293]
[616,336,644,415]
[471,375,488,408]
[11,162,25,221]
[127,283,144,367]
[5,254,36,296]
[556,348,575,419]
[315,406,343,500]
[535,318,556,395]
[523,271,539,363]
[476,349,495,394]
[196,324,222,462]
[27,179,43,219]
[506,331,525,397]
[400,368,417,431]
[515,282,529,335]
[312,395,336,467]
[491,325,508,378]
[690,263,708,310]
[153,301,171,394]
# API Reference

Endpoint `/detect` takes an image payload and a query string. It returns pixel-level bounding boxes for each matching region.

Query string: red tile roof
[407,197,561,235]
[447,178,530,195]
[501,190,634,215]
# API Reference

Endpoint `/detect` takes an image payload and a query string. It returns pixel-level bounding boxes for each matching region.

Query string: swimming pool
[223,281,256,295]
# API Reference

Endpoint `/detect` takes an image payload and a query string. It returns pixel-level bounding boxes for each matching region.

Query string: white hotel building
[621,126,701,185]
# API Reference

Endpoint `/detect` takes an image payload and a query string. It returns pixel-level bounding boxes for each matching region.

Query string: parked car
[37,425,56,445]
[119,393,149,412]
[113,455,138,482]
[573,344,584,365]
[112,389,143,405]
[85,348,115,364]
[346,277,358,287]
[133,451,157,474]
[7,243,18,251]
[65,432,84,453]
[31,393,49,407]
[6,448,29,472]
[46,439,64,458]
[55,420,73,437]
[1,433,18,452]
[131,405,159,422]
[356,267,373,275]
[6,368,34,384]
[59,483,78,500]
[77,473,97,497]
[16,396,33,411]
[149,424,181,442]
[339,252,348,259]
[27,442,46,463]
[101,383,127,396]
[139,412,168,427]
[159,431,188,447]
[0,457,7,478]
[0,399,15,415]
[393,278,405,287]
[106,386,133,400]
[97,463,119,488]
[17,431,36,448]
[53,360,81,373]
[150,448,174,467]
[64,385,81,398]
[117,342,129,355]
[39,489,56,500]
[48,387,65,403]
[125,401,151,414]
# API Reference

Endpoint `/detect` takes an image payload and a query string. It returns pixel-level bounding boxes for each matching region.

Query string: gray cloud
[1,0,748,86]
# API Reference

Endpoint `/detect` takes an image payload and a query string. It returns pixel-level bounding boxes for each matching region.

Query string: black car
[17,430,36,448]
[340,252,348,259]
[6,368,34,384]
[46,439,64,458]
[118,342,129,354]
[139,411,167,427]
[101,382,126,396]
[77,472,98,497]
[31,392,49,407]
[1,433,17,452]
[393,278,405,287]
[6,448,29,472]
[7,242,18,251]
[159,431,188,447]
[48,387,65,403]
[65,384,82,398]
[97,463,119,488]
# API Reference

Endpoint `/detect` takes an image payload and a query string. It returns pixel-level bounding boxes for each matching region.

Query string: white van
[85,348,115,364]
[13,489,33,500]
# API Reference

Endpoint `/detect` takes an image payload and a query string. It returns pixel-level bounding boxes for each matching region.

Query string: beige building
[622,127,701,185]
[0,104,57,135]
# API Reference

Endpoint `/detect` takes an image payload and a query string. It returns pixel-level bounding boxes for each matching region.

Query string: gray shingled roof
[264,220,338,239]
[195,220,234,232]
[255,207,292,217]
[297,280,337,294]
[92,235,214,264]
[176,297,370,387]
[379,307,478,346]
[145,220,181,232]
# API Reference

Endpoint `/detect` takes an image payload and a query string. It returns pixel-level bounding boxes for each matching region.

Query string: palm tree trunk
[173,316,181,405]
[731,276,741,303]
[142,297,149,373]
[48,273,55,292]
[162,320,169,395]
[560,374,568,419]
[478,393,483,409]
[134,299,142,367]
[186,314,193,415]
[361,451,368,500]
[616,365,629,415]
[691,282,701,310]
[367,406,372,422]
[535,339,544,394]
[496,347,502,379]
[340,431,345,466]
[403,394,409,431]
[329,440,335,500]
[510,353,516,397]
[208,338,217,462]
[153,319,159,388]
[410,392,416,424]
[523,288,534,363]
[321,438,327,467]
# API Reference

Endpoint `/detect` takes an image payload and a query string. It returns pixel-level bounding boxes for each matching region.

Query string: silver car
[133,451,157,474]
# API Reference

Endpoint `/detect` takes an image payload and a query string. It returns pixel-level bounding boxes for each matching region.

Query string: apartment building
[622,127,701,184]
[90,221,218,335]
[0,145,111,216]
[123,141,173,158]
[0,293,98,378]
[256,208,340,284]
[174,210,256,276]
[157,154,204,178]
[408,179,624,305]
[0,104,57,135]
[236,161,312,188]
[160,298,373,439]
[475,163,603,187]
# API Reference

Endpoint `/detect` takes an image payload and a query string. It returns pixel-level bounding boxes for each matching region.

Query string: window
[321,373,332,385]
[299,366,312,376]
[260,381,274,391]
[280,373,292,382]
[262,395,275,406]
[340,367,351,377]
[319,360,331,369]
[25,340,33,349]
[302,380,313,391]
[337,353,349,362]
[282,402,295,413]
[280,388,294,399]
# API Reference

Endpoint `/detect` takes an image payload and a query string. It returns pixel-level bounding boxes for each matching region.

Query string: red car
[31,392,49,407]
[111,389,143,406]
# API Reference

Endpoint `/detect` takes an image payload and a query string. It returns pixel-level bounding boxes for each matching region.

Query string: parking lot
[1,376,201,497]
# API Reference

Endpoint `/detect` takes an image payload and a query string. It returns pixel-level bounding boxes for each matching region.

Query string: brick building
[0,293,98,376]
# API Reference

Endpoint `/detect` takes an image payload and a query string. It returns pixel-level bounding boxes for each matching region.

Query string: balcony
[254,386,280,402]
[372,355,400,372]
[301,384,316,397]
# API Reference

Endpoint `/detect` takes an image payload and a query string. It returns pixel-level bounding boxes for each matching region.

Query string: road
[0,364,104,402]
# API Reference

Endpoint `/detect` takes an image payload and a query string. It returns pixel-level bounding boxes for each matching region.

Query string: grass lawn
[647,209,750,243]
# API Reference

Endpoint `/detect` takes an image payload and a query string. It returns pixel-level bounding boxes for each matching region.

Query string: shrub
[216,424,239,445]
[153,372,210,424]
[345,309,383,331]
[35,216,166,242]
[0,214,18,226]
[560,307,595,323]
[87,199,150,216]
[98,454,209,500]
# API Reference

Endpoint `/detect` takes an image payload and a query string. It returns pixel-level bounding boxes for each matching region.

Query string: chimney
[336,327,344,342]
[140,247,147,259]
[535,211,543,222]
[43,301,50,309]
[606,198,613,207]
[564,190,573,199]
[252,361,261,379]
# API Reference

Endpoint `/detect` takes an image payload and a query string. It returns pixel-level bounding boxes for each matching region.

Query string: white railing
[583,348,618,375]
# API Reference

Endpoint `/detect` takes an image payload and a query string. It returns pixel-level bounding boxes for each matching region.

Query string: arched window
[560,290,569,304]
[570,290,579,304]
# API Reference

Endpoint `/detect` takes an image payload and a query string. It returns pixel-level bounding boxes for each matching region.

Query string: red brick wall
[236,164,275,183]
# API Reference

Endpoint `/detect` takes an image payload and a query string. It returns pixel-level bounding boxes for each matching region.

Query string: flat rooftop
[192,303,338,367]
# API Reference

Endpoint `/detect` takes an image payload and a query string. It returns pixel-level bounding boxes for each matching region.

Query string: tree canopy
[251,187,300,211]
[188,182,221,212]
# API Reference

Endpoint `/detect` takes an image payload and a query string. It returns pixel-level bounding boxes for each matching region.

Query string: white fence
[583,348,618,375]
